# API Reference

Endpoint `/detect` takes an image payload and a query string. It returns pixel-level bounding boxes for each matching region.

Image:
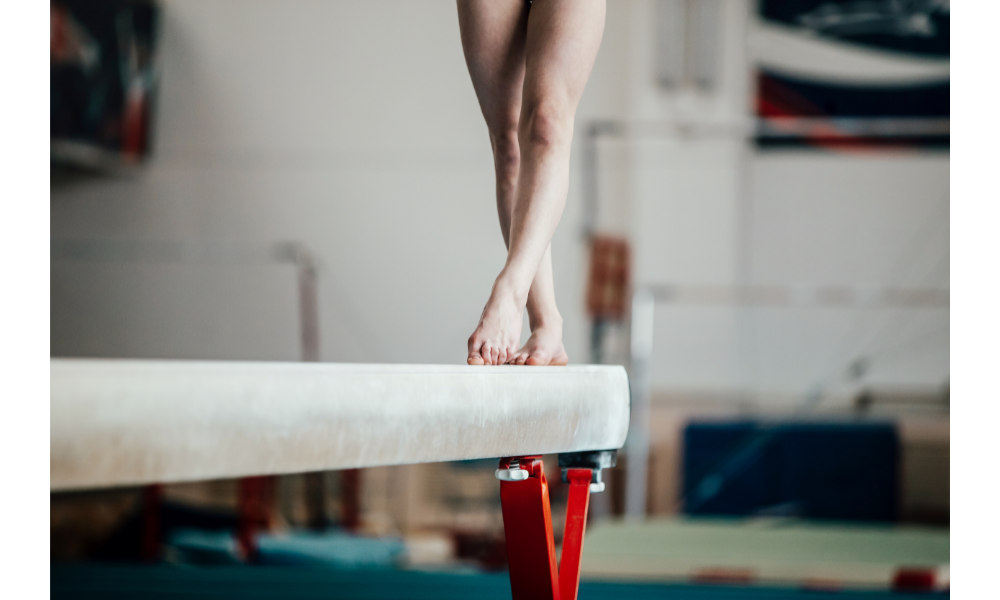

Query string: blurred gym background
[50,0,949,597]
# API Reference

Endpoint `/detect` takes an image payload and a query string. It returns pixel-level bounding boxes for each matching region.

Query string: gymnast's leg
[460,0,606,365]
[457,0,528,365]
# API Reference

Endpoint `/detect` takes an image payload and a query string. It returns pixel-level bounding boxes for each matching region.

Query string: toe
[506,346,520,365]
[525,350,553,366]
[467,334,483,363]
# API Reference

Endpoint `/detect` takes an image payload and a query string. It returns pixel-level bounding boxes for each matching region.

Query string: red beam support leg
[498,457,560,600]
[498,457,599,600]
[238,475,276,562]
[141,483,163,562]
[559,469,593,600]
[340,468,362,531]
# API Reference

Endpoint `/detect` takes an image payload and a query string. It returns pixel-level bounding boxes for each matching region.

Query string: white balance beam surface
[51,359,630,491]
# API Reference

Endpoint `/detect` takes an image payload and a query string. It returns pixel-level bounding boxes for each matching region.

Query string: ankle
[492,269,531,307]
[529,312,563,332]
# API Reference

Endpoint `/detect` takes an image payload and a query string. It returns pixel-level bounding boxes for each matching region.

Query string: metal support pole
[296,246,330,530]
[581,125,599,241]
[589,317,607,365]
[296,246,320,364]
[580,120,623,241]
[625,289,655,518]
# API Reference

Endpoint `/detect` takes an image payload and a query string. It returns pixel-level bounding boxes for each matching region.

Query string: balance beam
[50,358,630,491]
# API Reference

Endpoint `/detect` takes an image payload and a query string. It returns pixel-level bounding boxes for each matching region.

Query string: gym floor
[51,565,947,600]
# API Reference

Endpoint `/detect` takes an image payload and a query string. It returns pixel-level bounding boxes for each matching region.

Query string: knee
[490,126,521,174]
[521,99,571,149]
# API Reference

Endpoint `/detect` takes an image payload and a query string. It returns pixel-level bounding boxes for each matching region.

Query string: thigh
[457,0,530,129]
[522,0,606,116]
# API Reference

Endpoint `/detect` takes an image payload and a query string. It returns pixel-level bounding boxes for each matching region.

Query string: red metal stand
[340,468,362,531]
[559,469,593,600]
[141,483,163,562]
[498,457,594,600]
[237,475,277,561]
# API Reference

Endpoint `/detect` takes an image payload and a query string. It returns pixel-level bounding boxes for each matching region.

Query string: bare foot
[509,322,568,366]
[467,283,524,365]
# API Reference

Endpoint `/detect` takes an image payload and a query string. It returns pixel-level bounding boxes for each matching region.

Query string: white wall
[743,153,949,394]
[53,0,552,364]
[584,0,948,401]
[51,0,949,404]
